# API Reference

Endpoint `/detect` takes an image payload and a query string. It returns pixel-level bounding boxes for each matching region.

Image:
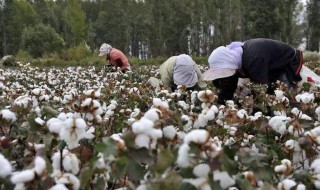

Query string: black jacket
[216,38,303,105]
[240,38,303,85]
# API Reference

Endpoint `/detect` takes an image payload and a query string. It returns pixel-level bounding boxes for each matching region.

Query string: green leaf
[43,133,54,152]
[80,167,95,189]
[28,114,43,133]
[128,147,153,164]
[95,137,117,157]
[127,158,145,181]
[153,148,175,173]
[58,140,67,150]
[179,183,197,190]
[42,106,58,118]
[95,177,106,190]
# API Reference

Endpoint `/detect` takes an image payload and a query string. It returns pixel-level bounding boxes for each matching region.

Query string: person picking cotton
[98,43,131,72]
[203,38,304,105]
[159,54,207,91]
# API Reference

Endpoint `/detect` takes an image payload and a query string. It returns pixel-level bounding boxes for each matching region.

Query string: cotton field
[1,63,320,190]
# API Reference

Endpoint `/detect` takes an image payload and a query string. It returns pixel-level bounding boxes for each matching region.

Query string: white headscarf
[173,54,198,88]
[98,43,112,56]
[208,42,244,70]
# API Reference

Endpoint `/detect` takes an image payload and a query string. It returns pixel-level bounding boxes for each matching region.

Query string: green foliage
[21,23,64,58]
[62,0,86,47]
[63,42,92,61]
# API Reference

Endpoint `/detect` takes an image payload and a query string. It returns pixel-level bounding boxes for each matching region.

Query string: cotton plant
[197,90,217,109]
[277,179,306,190]
[104,100,118,120]
[51,149,80,176]
[177,129,222,169]
[0,109,17,124]
[183,163,212,190]
[59,118,94,149]
[268,116,292,135]
[274,159,293,176]
[284,140,309,170]
[295,92,315,111]
[80,97,103,124]
[30,87,51,108]
[12,94,32,109]
[240,134,254,147]
[131,109,163,149]
[304,127,320,146]
[10,156,47,189]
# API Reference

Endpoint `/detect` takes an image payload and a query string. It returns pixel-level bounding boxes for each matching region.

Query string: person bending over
[203,38,303,105]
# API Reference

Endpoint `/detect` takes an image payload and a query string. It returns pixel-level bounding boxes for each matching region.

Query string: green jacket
[159,56,207,90]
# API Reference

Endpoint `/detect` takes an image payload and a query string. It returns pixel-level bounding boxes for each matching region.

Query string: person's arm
[194,63,207,89]
[212,74,239,105]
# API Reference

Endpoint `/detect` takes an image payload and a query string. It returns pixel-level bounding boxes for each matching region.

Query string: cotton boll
[130,108,140,118]
[295,92,315,103]
[152,98,169,110]
[177,143,191,168]
[35,117,45,125]
[178,101,190,110]
[0,109,17,123]
[132,118,154,134]
[193,164,210,178]
[197,90,215,103]
[228,127,237,136]
[14,183,26,190]
[75,118,87,129]
[213,170,235,189]
[268,116,291,134]
[50,184,69,190]
[184,129,210,144]
[204,109,217,121]
[34,156,46,175]
[150,129,163,139]
[55,173,80,190]
[144,108,161,122]
[84,127,95,139]
[193,114,208,128]
[163,125,177,140]
[136,184,148,190]
[237,109,248,119]
[57,113,68,121]
[62,154,79,175]
[183,178,210,190]
[135,134,150,149]
[316,107,320,121]
[311,158,320,174]
[177,131,186,141]
[296,184,306,190]
[11,169,35,184]
[250,112,263,121]
[0,153,12,178]
[285,139,295,150]
[32,88,41,96]
[277,179,296,190]
[274,165,287,173]
[274,89,285,100]
[47,118,64,134]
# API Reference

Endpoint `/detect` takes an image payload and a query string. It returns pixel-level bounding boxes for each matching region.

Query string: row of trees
[0,0,319,59]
